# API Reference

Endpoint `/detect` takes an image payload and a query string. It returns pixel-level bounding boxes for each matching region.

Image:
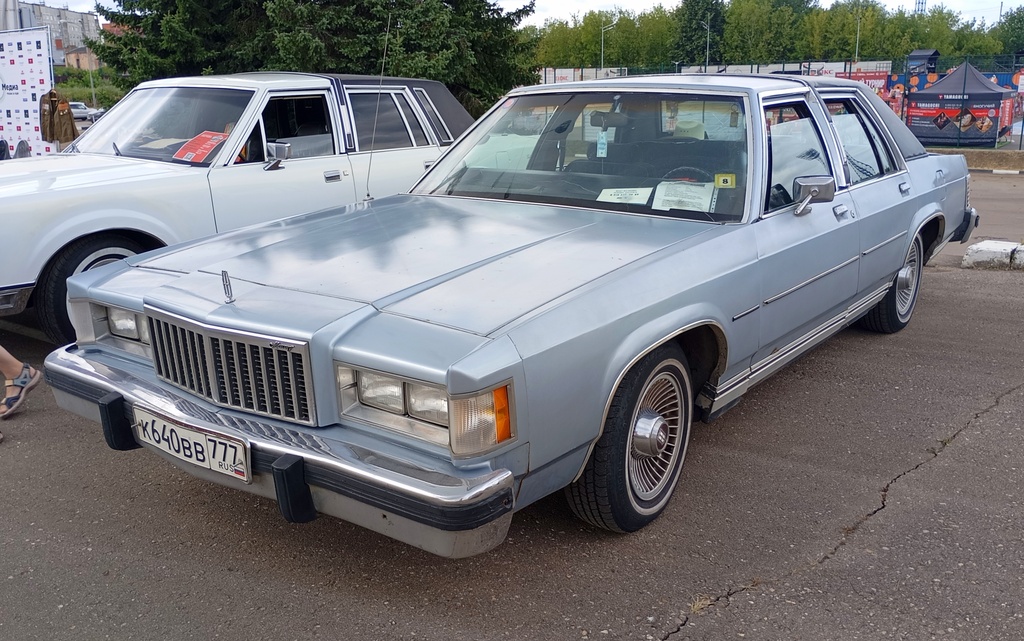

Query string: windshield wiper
[434,165,469,195]
[112,142,122,156]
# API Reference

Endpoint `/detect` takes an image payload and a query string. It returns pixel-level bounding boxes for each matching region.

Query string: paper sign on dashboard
[597,187,653,204]
[172,131,229,163]
[653,182,715,212]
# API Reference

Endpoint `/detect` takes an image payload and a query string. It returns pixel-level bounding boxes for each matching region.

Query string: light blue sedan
[46,75,978,557]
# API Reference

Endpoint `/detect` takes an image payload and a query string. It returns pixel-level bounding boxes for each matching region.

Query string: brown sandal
[0,363,42,420]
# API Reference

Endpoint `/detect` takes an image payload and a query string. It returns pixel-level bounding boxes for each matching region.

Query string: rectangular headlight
[357,371,405,414]
[450,385,513,456]
[407,382,449,426]
[107,307,151,344]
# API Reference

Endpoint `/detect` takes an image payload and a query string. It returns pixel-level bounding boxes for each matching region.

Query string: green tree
[723,0,796,63]
[995,6,1024,55]
[94,0,537,116]
[93,0,267,89]
[671,0,724,68]
[533,7,679,71]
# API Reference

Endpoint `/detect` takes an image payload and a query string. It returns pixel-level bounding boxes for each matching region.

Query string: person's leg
[0,344,41,424]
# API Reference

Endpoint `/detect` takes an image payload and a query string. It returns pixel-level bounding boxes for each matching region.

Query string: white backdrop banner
[1,27,56,157]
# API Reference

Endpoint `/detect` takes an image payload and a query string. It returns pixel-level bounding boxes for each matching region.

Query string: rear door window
[348,91,433,151]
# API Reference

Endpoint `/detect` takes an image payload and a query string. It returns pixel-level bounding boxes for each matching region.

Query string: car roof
[512,73,811,96]
[137,72,454,93]
[134,72,475,137]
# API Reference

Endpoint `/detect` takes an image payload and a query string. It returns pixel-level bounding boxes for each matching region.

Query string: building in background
[65,44,98,70]
[1,1,101,65]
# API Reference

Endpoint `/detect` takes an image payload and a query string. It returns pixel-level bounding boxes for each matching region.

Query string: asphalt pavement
[0,174,1021,641]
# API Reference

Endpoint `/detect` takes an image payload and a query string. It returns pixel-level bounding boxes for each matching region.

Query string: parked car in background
[46,75,978,558]
[68,101,102,122]
[0,72,474,344]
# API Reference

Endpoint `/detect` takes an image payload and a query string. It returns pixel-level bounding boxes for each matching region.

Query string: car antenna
[364,12,392,202]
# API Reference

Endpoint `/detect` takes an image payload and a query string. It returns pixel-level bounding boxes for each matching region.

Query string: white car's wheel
[38,234,146,344]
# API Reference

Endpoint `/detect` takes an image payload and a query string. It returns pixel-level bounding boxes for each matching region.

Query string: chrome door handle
[899,182,911,195]
[833,204,850,220]
[423,160,435,170]
[324,170,342,183]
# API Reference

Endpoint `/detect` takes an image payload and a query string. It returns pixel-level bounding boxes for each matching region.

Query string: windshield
[70,86,254,166]
[414,91,750,222]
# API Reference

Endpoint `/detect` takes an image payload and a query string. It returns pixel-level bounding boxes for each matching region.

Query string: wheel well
[919,216,943,264]
[29,230,164,306]
[672,324,726,401]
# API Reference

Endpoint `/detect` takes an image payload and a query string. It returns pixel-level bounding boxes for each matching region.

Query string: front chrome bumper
[45,345,515,558]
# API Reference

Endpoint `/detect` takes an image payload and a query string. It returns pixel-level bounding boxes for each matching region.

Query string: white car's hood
[0,153,192,197]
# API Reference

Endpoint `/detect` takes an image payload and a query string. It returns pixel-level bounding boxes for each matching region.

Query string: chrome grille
[147,311,314,424]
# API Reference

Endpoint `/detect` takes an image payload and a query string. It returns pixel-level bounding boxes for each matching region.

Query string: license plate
[132,407,250,483]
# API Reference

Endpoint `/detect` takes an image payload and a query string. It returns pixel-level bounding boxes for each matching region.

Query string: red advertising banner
[906,97,1001,145]
[836,71,890,91]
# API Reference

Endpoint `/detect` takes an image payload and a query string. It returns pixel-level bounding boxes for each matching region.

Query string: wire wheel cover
[627,367,684,502]
[896,239,921,318]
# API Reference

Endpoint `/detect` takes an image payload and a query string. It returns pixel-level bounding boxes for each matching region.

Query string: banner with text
[0,27,55,157]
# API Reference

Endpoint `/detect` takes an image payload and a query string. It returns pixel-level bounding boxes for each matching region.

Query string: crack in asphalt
[660,380,1024,637]
[659,615,688,640]
[816,379,1024,564]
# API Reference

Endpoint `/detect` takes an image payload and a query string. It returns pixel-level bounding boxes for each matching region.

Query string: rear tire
[859,234,923,334]
[37,234,145,344]
[566,344,693,533]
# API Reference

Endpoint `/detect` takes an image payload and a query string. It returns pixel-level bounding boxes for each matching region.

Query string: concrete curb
[961,240,1024,269]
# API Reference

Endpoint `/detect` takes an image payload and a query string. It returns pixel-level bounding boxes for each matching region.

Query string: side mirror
[264,142,291,171]
[792,176,836,216]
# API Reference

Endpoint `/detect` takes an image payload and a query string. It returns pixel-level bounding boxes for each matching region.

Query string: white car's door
[208,91,357,233]
[342,87,445,201]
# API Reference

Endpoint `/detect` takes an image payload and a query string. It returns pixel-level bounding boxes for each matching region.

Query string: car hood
[135,195,715,336]
[0,153,189,196]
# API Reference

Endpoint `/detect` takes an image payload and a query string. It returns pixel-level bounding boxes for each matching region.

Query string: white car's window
[415,92,750,223]
[826,98,895,184]
[262,95,336,159]
[394,93,430,146]
[70,87,253,165]
[763,102,832,212]
[231,121,266,164]
[348,92,421,151]
[414,87,454,143]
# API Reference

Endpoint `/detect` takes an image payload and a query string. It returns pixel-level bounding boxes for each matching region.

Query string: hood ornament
[221,270,235,304]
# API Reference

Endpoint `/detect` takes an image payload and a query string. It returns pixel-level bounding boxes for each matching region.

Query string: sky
[504,0,1019,27]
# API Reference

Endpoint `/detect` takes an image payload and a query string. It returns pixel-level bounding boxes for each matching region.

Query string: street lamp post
[60,17,98,108]
[601,22,614,72]
[854,14,862,63]
[672,60,683,74]
[699,14,711,73]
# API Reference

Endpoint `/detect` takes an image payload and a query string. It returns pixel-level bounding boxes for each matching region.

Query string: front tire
[37,234,146,344]
[566,344,693,533]
[859,234,923,334]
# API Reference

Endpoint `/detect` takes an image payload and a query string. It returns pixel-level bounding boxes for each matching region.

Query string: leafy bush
[54,66,125,109]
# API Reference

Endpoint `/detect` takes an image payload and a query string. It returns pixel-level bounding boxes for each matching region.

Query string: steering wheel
[662,166,714,183]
